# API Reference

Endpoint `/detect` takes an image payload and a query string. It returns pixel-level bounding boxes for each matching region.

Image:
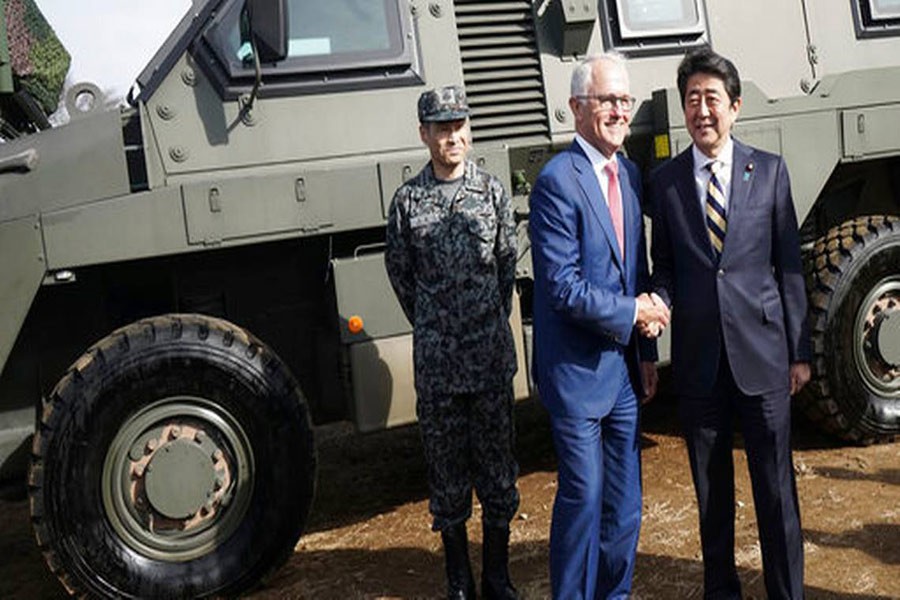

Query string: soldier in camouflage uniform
[385,85,519,600]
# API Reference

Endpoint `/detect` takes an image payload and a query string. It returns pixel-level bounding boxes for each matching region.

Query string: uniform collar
[422,159,486,193]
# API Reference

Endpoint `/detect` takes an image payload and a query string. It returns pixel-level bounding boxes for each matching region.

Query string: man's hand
[636,293,670,338]
[789,362,811,395]
[640,361,658,404]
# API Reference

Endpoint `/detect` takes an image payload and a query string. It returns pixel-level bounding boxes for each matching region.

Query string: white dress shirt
[575,133,619,209]
[693,136,734,213]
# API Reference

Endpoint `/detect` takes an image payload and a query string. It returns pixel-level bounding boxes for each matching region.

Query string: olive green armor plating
[0,0,897,597]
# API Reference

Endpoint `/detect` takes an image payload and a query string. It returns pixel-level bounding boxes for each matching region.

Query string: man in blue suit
[650,49,811,599]
[529,54,668,599]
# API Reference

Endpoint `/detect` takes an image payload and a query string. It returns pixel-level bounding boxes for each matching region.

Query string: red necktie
[604,161,625,258]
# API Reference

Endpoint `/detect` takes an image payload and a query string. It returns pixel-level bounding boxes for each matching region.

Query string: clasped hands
[636,292,670,338]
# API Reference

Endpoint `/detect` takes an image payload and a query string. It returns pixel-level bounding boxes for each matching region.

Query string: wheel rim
[853,276,900,398]
[102,396,255,561]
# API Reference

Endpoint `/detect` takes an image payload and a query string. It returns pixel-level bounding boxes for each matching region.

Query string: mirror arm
[243,37,263,113]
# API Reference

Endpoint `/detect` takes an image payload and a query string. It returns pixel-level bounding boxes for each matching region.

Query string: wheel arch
[0,231,377,481]
[800,155,900,244]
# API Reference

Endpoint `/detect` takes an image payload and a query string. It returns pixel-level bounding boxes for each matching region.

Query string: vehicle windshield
[287,1,393,56]
[615,0,704,37]
[870,0,900,19]
[221,0,400,63]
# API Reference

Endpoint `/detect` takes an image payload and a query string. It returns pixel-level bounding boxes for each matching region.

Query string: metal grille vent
[453,1,550,143]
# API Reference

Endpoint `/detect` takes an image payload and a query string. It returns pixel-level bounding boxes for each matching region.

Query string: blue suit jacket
[650,139,811,397]
[530,142,657,418]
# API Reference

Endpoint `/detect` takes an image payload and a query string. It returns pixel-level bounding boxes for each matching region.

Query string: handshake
[636,292,670,339]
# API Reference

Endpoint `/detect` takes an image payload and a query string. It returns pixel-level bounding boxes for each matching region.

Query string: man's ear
[731,96,743,115]
[418,122,429,144]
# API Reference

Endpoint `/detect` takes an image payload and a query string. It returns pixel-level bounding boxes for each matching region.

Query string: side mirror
[242,0,288,63]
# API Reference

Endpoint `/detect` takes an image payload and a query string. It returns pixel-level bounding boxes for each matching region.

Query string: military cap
[417,85,470,122]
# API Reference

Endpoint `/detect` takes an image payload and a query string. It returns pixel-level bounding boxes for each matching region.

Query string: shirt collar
[692,136,734,175]
[575,133,617,171]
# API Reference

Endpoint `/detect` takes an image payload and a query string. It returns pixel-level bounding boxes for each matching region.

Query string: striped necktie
[705,161,727,258]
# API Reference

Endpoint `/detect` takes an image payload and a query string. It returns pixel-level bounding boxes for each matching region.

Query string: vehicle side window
[198,0,421,99]
[853,0,900,38]
[287,2,394,56]
[599,0,709,55]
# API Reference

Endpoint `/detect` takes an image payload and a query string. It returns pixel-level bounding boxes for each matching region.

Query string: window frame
[194,0,423,100]
[599,0,710,56]
[852,0,900,38]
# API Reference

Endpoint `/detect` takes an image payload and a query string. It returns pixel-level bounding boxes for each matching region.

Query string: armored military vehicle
[0,0,897,596]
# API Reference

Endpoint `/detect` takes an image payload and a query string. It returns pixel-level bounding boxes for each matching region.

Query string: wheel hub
[127,423,234,532]
[856,279,900,396]
[873,309,900,367]
[103,398,253,561]
[144,436,219,520]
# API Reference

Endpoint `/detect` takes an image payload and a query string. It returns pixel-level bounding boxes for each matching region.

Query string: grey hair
[570,53,627,98]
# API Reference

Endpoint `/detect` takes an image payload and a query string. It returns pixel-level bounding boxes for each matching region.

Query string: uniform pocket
[463,207,498,265]
[410,211,442,248]
[411,212,441,231]
[761,294,783,324]
[467,210,497,243]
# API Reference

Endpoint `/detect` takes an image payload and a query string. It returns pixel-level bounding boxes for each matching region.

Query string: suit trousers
[548,367,642,600]
[417,387,520,532]
[678,353,804,600]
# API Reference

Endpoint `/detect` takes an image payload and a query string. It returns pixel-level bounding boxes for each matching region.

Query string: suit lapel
[721,140,755,263]
[673,150,716,262]
[570,143,625,273]
[619,158,637,290]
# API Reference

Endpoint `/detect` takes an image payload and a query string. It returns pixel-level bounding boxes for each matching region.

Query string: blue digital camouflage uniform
[385,158,520,531]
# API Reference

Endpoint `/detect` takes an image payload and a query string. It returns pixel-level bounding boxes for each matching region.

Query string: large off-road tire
[802,215,900,444]
[29,314,316,598]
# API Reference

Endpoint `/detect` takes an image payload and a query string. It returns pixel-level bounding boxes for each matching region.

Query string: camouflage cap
[417,85,470,122]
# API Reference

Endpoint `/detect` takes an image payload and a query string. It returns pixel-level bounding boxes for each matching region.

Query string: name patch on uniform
[410,213,442,229]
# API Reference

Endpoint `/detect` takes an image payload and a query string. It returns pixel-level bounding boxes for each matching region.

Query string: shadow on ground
[255,539,897,600]
[306,396,559,534]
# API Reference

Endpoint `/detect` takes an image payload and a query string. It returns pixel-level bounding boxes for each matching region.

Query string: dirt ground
[1,394,897,599]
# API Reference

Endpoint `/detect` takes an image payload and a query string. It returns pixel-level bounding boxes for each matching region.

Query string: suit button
[717,268,725,277]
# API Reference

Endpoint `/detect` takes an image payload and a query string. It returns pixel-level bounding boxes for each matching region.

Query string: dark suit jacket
[530,142,657,418]
[650,139,811,397]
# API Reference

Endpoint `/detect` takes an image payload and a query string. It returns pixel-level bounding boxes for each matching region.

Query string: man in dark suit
[650,48,811,599]
[529,54,668,599]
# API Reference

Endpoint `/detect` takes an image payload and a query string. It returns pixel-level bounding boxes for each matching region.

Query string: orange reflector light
[348,315,364,334]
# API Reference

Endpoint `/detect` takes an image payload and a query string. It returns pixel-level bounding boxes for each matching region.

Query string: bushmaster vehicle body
[0,0,898,596]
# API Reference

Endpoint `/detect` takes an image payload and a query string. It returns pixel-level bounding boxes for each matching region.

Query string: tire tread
[800,215,899,444]
[28,313,316,598]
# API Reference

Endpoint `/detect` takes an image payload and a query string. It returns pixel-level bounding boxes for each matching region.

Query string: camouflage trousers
[416,386,520,532]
